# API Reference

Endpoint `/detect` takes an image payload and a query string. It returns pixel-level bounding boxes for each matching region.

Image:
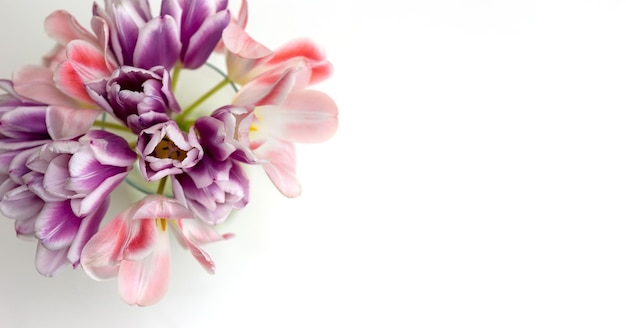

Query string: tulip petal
[55,40,110,104]
[44,10,98,46]
[35,243,69,277]
[223,23,272,83]
[122,218,159,261]
[133,16,181,70]
[109,3,143,65]
[0,185,43,220]
[254,139,301,198]
[118,230,170,306]
[46,106,101,140]
[12,66,76,106]
[91,16,119,71]
[67,197,109,267]
[183,10,230,68]
[254,89,338,143]
[233,65,305,107]
[81,212,128,280]
[35,200,81,251]
[81,129,137,167]
[131,194,196,221]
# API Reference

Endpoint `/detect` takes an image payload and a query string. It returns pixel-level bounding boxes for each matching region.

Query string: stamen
[152,136,188,161]
[156,218,167,231]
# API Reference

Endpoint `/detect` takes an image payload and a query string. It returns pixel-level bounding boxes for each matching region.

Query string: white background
[1,0,626,327]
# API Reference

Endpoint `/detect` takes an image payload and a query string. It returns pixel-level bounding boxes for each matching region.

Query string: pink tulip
[81,194,231,306]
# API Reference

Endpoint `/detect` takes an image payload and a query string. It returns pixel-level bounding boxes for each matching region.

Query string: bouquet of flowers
[0,0,337,306]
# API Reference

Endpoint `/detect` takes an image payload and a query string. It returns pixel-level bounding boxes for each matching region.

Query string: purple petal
[35,200,82,251]
[35,243,69,277]
[182,10,230,68]
[42,154,75,198]
[110,3,143,64]
[0,185,44,220]
[71,171,126,217]
[133,16,181,70]
[67,197,109,267]
[81,130,136,167]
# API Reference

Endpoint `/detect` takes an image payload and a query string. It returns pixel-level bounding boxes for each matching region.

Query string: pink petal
[233,65,307,107]
[268,38,326,64]
[46,106,101,140]
[254,89,338,143]
[55,40,110,104]
[236,0,249,28]
[253,139,302,198]
[12,65,76,106]
[267,38,332,85]
[80,212,128,280]
[233,66,297,107]
[131,194,196,221]
[177,218,232,245]
[118,230,170,306]
[223,23,272,83]
[122,218,159,261]
[90,16,119,71]
[186,242,216,273]
[44,10,98,46]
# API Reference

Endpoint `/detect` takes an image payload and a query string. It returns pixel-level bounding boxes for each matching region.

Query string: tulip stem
[176,77,231,122]
[171,64,182,92]
[156,177,168,195]
[93,120,132,133]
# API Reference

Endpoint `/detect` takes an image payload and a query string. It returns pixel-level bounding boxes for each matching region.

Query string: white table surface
[2,0,626,327]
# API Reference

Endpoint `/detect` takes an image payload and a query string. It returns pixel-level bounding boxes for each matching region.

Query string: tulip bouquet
[0,0,337,305]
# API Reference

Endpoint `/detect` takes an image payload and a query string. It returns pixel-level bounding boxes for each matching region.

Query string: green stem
[171,64,182,93]
[156,176,168,195]
[177,77,231,122]
[93,120,132,133]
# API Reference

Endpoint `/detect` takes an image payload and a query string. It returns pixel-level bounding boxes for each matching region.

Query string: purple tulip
[171,115,250,225]
[93,0,182,70]
[136,120,203,181]
[161,0,231,68]
[86,65,180,134]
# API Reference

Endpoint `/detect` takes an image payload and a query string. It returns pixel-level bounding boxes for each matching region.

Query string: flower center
[153,136,187,161]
